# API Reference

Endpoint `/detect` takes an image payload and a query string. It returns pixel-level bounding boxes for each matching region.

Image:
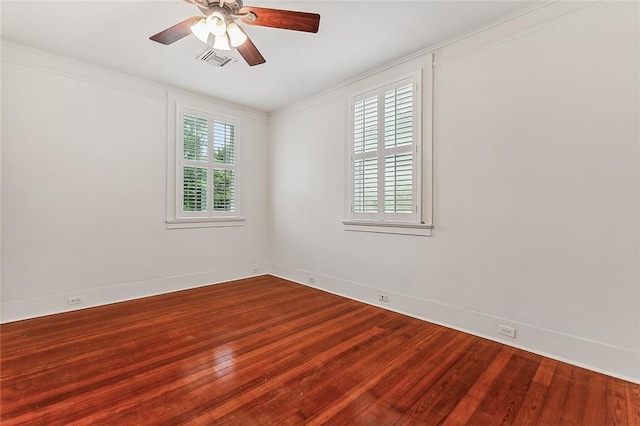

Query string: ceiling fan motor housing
[196,0,243,19]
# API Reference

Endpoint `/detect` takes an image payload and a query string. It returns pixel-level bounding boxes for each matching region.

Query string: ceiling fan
[150,0,320,66]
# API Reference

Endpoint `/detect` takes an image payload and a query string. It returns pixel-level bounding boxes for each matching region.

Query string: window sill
[342,220,433,237]
[167,217,246,229]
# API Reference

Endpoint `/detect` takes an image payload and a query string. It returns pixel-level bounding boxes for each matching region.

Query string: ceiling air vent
[196,49,236,68]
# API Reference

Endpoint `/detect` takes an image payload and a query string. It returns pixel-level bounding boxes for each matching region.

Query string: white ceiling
[1,1,536,111]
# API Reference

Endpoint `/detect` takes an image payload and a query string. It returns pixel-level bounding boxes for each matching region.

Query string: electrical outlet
[377,294,389,303]
[67,296,83,305]
[498,324,516,338]
[308,275,315,284]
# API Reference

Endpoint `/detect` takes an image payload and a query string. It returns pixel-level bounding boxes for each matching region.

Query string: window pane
[213,169,235,211]
[183,166,207,211]
[354,158,378,213]
[183,114,208,161]
[213,121,235,165]
[354,95,378,154]
[385,153,413,213]
[384,84,413,149]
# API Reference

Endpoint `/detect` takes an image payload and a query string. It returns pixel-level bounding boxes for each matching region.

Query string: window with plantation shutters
[348,74,421,226]
[176,106,240,221]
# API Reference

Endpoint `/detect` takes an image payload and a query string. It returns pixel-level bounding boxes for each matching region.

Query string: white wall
[1,44,270,322]
[268,2,640,382]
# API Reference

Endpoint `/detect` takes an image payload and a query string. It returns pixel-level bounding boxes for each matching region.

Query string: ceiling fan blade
[150,16,201,45]
[239,7,320,33]
[237,36,266,66]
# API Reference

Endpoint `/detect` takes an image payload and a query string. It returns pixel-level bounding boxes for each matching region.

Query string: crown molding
[0,40,268,123]
[270,1,615,122]
[433,1,616,67]
[1,40,168,100]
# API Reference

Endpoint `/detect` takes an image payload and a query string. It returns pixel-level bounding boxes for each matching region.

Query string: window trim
[344,67,433,237]
[166,95,245,229]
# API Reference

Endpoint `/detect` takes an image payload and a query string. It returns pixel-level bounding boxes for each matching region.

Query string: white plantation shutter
[385,153,413,213]
[383,82,415,218]
[178,107,238,218]
[213,169,235,211]
[354,95,378,154]
[183,166,207,212]
[384,84,413,149]
[212,120,236,213]
[183,114,208,161]
[350,75,420,223]
[213,121,235,164]
[353,92,379,216]
[354,157,378,213]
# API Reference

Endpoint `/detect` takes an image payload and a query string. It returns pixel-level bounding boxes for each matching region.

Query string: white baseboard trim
[0,263,270,324]
[268,262,640,384]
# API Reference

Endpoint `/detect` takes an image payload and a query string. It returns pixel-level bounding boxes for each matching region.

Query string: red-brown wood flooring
[1,275,639,425]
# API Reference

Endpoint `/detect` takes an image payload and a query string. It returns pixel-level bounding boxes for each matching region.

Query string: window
[345,72,432,236]
[168,103,243,228]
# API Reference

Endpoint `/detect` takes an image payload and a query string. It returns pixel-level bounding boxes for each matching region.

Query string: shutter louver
[183,114,208,161]
[354,158,378,213]
[212,120,236,212]
[384,153,413,213]
[384,84,413,149]
[354,95,378,154]
[183,166,208,211]
[213,121,235,164]
[213,169,235,211]
[383,82,414,215]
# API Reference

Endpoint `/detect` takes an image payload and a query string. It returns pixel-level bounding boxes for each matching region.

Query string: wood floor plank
[442,347,515,425]
[511,382,548,426]
[583,372,608,425]
[535,362,573,425]
[395,340,504,424]
[1,275,638,425]
[322,392,405,425]
[313,329,465,424]
[627,381,640,425]
[607,376,630,425]
[97,308,391,424]
[532,357,557,387]
[560,366,592,425]
[466,353,539,425]
[187,316,434,424]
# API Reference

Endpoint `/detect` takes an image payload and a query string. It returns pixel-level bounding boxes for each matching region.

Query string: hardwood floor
[1,275,639,425]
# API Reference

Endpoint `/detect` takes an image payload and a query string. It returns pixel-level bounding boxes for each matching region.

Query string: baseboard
[268,262,640,384]
[0,263,269,323]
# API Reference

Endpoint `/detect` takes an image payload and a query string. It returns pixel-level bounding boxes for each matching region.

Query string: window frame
[343,68,433,237]
[167,97,245,229]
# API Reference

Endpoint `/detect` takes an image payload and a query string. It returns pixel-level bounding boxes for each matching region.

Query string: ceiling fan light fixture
[190,18,209,43]
[227,23,247,47]
[206,12,227,36]
[213,33,231,51]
